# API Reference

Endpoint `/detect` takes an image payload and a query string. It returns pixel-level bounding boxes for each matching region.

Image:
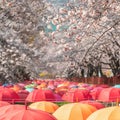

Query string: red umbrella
[80,100,105,109]
[98,87,120,102]
[0,105,56,120]
[17,90,29,103]
[90,87,103,100]
[62,88,91,102]
[26,89,55,102]
[0,87,20,103]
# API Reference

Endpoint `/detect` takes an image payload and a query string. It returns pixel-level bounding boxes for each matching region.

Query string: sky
[48,0,69,6]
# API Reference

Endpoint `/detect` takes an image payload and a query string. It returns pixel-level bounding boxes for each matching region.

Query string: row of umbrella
[0,78,120,120]
[1,80,120,103]
[0,100,119,120]
[0,104,56,120]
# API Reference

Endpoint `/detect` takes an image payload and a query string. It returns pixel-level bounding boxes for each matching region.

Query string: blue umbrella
[113,84,120,88]
[25,88,34,92]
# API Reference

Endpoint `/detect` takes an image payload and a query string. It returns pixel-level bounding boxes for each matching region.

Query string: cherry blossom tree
[0,0,120,83]
[0,0,50,83]
[44,0,120,78]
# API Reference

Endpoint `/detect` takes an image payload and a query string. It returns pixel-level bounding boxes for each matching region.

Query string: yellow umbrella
[53,103,97,120]
[29,101,59,113]
[87,106,120,120]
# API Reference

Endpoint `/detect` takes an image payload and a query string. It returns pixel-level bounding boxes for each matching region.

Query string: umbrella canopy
[17,90,29,103]
[55,86,68,97]
[25,87,34,92]
[26,89,55,102]
[98,87,120,102]
[0,105,56,120]
[113,84,120,88]
[80,100,105,109]
[25,83,37,89]
[0,101,10,107]
[29,101,59,113]
[62,89,91,102]
[87,106,120,120]
[53,103,97,120]
[0,87,20,103]
[54,93,63,102]
[90,87,104,100]
[0,105,26,116]
[11,85,21,92]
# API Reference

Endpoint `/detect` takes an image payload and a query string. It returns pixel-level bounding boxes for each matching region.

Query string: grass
[54,101,70,107]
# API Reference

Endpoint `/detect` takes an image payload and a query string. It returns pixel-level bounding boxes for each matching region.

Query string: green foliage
[55,102,70,107]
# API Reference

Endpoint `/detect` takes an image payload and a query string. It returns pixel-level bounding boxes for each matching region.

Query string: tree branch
[81,21,120,62]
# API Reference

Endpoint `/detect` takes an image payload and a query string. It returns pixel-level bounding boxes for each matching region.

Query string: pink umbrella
[0,101,10,107]
[54,93,63,102]
[62,88,91,102]
[98,87,120,102]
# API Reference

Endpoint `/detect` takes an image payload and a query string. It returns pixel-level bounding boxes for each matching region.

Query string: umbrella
[80,100,105,109]
[87,106,120,120]
[53,103,97,120]
[25,83,37,89]
[37,82,47,89]
[0,87,20,103]
[29,101,59,113]
[113,84,120,88]
[97,87,120,102]
[0,105,56,120]
[55,86,68,97]
[0,105,26,117]
[11,85,21,92]
[54,93,63,102]
[90,87,104,100]
[62,89,91,102]
[26,89,55,102]
[96,84,110,88]
[17,90,29,103]
[69,84,79,88]
[25,87,34,92]
[0,101,10,107]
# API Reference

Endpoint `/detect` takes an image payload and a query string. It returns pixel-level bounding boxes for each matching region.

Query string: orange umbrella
[29,101,59,113]
[37,82,47,89]
[0,104,57,120]
[53,103,97,120]
[87,106,120,120]
[11,85,21,92]
[55,86,68,97]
